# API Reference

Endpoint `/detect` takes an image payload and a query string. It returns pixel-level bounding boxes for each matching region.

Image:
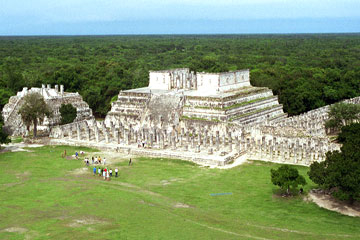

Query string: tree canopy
[325,102,360,133]
[1,34,360,118]
[0,115,10,144]
[59,104,77,125]
[270,165,306,195]
[308,123,360,202]
[18,92,52,137]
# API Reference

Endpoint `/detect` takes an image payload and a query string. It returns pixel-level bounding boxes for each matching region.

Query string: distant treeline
[1,34,360,117]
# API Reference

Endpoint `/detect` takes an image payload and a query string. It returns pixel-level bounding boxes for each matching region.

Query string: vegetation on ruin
[180,115,208,121]
[325,102,360,133]
[18,92,52,137]
[0,115,9,144]
[223,96,273,110]
[59,103,77,125]
[1,145,360,239]
[229,105,279,121]
[1,34,360,119]
[308,123,360,202]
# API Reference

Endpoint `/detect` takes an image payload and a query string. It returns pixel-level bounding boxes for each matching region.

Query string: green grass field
[1,145,359,239]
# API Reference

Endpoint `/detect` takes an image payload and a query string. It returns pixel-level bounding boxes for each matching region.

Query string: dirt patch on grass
[69,167,89,175]
[0,143,44,153]
[84,151,135,165]
[173,202,192,208]
[1,227,28,233]
[308,192,360,217]
[68,218,108,228]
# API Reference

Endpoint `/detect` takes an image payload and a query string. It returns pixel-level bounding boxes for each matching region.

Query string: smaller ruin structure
[2,84,94,136]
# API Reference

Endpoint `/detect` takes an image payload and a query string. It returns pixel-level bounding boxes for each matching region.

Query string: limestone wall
[2,85,94,136]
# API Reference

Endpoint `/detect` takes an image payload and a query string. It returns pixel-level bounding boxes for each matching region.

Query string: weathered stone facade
[105,68,286,133]
[48,68,360,167]
[2,84,94,136]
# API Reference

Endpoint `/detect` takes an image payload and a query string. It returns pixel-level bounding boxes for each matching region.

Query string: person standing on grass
[103,157,106,165]
[98,167,101,176]
[106,169,110,181]
[103,168,106,180]
[92,156,94,165]
[93,166,96,176]
[129,158,132,166]
[115,168,118,177]
[109,168,112,177]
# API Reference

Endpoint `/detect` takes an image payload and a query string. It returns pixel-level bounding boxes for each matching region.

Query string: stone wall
[2,85,94,136]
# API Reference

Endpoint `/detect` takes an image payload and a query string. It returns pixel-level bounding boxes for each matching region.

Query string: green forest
[0,34,360,117]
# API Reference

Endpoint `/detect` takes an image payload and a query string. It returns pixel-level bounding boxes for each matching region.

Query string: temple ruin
[46,68,360,167]
[2,84,94,136]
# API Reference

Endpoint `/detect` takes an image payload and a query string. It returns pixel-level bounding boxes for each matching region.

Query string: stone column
[114,129,119,144]
[235,136,239,152]
[180,134,183,147]
[209,134,213,147]
[156,131,160,145]
[228,132,232,152]
[216,131,220,151]
[60,127,64,138]
[69,126,73,139]
[203,132,207,147]
[168,132,171,147]
[196,144,200,153]
[160,133,165,149]
[95,126,100,142]
[125,130,130,145]
[77,124,81,141]
[172,136,176,150]
[105,129,110,143]
[191,136,195,149]
[150,133,153,148]
[86,127,91,141]
[197,132,201,146]
[111,122,115,138]
[124,128,127,140]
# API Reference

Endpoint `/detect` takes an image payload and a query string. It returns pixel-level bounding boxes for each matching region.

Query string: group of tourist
[64,149,134,180]
[84,156,106,166]
[94,166,118,180]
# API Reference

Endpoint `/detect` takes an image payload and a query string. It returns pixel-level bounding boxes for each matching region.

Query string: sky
[0,0,359,35]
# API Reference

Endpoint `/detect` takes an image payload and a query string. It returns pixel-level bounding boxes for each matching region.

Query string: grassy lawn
[1,145,359,239]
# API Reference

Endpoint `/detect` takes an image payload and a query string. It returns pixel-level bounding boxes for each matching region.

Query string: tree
[271,165,306,195]
[325,102,360,133]
[59,104,77,125]
[18,93,52,137]
[308,123,360,203]
[0,115,10,144]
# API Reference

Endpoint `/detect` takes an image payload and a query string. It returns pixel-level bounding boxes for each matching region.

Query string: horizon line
[1,32,360,37]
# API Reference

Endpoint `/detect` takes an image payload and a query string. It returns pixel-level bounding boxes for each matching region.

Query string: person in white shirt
[115,168,118,177]
[103,157,106,165]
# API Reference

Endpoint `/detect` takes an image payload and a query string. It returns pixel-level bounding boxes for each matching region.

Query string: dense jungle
[1,34,359,117]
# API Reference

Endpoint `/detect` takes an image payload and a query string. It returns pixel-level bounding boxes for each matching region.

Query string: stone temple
[2,84,94,136]
[105,68,286,130]
[6,68,359,167]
